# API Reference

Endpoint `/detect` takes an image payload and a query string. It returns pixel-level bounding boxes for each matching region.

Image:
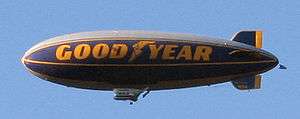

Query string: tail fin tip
[232,30,263,48]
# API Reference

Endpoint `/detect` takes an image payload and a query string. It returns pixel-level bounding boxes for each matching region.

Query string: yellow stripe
[23,58,276,67]
[255,75,261,88]
[255,31,262,48]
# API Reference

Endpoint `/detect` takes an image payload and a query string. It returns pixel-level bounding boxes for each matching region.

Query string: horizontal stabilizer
[232,75,262,90]
[232,31,262,48]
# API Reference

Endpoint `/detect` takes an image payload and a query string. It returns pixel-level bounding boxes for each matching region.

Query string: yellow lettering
[162,45,178,60]
[176,46,192,60]
[92,44,109,59]
[193,46,212,61]
[74,44,91,60]
[149,45,164,59]
[110,44,128,59]
[56,45,72,60]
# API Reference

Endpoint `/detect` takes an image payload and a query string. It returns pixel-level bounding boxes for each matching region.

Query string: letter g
[56,45,72,60]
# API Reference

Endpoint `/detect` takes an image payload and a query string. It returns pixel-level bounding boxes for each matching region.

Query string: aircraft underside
[29,68,263,104]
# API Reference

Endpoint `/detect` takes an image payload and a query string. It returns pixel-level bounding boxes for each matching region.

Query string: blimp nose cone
[21,52,30,71]
[21,47,35,69]
[21,52,27,66]
[21,53,26,64]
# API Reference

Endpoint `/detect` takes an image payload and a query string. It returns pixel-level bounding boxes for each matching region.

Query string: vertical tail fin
[231,31,263,48]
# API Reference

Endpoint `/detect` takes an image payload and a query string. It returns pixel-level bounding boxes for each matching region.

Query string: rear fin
[232,75,262,90]
[231,31,263,48]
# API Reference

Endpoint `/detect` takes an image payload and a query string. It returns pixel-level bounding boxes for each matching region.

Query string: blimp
[22,30,279,104]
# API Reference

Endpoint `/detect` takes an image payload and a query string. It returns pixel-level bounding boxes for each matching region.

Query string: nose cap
[21,47,34,69]
[21,52,28,67]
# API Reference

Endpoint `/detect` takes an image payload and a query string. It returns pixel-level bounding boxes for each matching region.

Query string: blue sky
[1,0,299,118]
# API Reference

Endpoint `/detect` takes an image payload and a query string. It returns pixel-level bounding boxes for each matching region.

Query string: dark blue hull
[25,61,275,90]
[22,31,278,91]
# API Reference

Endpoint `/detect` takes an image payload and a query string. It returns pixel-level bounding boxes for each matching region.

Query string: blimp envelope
[22,30,278,103]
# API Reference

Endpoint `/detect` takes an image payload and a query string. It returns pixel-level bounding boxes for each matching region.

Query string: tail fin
[232,75,262,90]
[231,31,263,48]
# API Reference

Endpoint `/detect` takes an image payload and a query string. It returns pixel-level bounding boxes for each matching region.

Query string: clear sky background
[0,0,299,118]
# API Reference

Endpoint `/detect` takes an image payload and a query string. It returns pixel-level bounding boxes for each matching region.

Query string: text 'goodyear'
[55,41,213,62]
